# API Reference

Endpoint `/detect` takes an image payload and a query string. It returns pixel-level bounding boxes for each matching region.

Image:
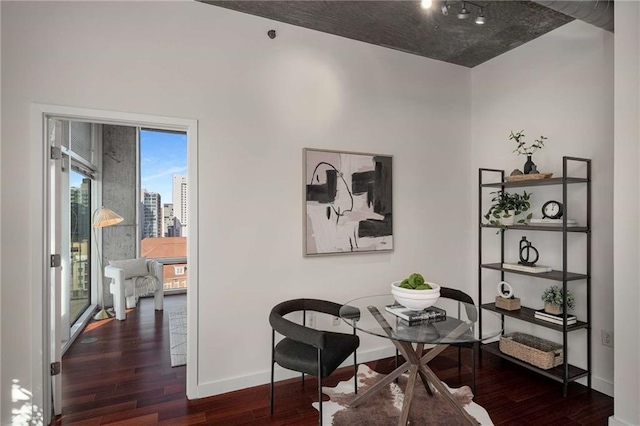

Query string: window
[139,129,188,291]
[69,170,92,323]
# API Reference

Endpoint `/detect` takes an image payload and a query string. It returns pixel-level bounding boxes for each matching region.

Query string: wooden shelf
[482,224,589,233]
[479,158,592,396]
[481,303,588,332]
[482,341,589,383]
[481,263,588,281]
[481,177,589,189]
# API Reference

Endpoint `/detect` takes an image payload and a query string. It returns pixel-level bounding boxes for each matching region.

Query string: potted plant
[510,130,548,174]
[541,285,575,315]
[484,190,533,229]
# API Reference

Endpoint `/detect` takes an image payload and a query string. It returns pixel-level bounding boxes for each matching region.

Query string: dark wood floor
[56,295,613,425]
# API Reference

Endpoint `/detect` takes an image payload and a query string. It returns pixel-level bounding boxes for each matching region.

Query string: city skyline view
[70,129,187,205]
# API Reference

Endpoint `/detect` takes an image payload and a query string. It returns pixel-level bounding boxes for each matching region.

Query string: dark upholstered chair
[440,287,478,393]
[269,299,360,425]
[394,287,478,393]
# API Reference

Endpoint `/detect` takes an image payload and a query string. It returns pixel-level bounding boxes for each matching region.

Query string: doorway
[39,104,199,425]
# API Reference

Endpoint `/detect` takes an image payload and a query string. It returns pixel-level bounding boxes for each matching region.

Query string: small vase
[544,303,562,315]
[524,155,536,174]
[501,210,516,226]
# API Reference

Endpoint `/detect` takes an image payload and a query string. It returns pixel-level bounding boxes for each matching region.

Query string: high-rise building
[141,189,162,238]
[70,178,91,244]
[70,178,92,300]
[172,175,188,237]
[163,203,174,237]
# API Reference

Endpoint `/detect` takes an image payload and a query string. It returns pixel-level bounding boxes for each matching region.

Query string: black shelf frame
[481,224,589,233]
[478,157,591,397]
[481,303,588,332]
[481,263,588,281]
[481,176,589,188]
[482,342,589,383]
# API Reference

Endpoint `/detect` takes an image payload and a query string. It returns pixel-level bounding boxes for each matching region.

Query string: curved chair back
[438,286,478,393]
[269,299,343,350]
[440,287,477,322]
[269,298,360,425]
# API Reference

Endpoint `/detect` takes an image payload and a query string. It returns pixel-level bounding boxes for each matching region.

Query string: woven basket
[499,332,563,370]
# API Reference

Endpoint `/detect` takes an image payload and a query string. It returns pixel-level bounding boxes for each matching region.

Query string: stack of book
[385,304,446,326]
[534,309,577,325]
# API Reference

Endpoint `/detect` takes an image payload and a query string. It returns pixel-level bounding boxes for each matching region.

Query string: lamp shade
[92,207,124,228]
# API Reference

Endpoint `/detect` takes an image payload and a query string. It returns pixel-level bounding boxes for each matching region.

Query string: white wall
[0,1,3,421]
[471,21,615,395]
[1,2,623,423]
[611,2,640,425]
[0,1,472,422]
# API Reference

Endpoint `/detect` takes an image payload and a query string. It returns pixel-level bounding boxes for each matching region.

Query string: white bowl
[391,281,441,311]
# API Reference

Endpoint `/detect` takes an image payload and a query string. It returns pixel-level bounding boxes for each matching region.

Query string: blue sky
[140,130,187,204]
[70,129,187,204]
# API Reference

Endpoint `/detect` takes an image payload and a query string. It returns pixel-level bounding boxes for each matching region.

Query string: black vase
[524,155,536,174]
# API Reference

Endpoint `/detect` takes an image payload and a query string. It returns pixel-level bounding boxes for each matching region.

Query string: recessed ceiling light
[421,0,433,9]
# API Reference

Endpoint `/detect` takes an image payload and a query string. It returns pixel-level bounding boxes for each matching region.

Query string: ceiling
[200,1,576,68]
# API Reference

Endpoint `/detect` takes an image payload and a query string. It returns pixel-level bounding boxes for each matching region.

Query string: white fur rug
[313,364,494,425]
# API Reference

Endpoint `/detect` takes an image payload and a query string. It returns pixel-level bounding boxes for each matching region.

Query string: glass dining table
[339,294,502,426]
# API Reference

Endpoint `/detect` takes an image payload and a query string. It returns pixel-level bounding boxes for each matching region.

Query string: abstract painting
[304,148,393,255]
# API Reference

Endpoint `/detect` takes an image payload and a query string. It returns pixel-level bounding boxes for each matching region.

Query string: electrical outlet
[601,330,614,347]
[333,316,341,326]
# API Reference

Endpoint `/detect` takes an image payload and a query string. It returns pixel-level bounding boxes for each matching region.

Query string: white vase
[501,210,516,226]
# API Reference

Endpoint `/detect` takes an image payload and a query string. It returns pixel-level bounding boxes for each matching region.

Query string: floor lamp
[92,206,124,320]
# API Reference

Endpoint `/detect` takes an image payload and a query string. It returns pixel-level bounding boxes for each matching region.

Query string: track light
[441,1,487,25]
[441,1,449,15]
[421,0,433,9]
[457,2,470,19]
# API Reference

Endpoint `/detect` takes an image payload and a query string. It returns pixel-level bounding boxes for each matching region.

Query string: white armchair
[105,257,164,321]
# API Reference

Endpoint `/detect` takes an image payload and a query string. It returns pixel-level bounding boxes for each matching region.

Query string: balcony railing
[160,257,188,291]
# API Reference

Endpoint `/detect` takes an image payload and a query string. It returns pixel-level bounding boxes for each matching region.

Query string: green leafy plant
[399,273,432,290]
[541,285,575,310]
[510,130,548,156]
[484,190,533,230]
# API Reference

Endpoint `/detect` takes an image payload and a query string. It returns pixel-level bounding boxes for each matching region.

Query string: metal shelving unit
[478,157,591,396]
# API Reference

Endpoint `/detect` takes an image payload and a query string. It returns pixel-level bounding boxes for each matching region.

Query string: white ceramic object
[501,210,516,226]
[391,281,441,311]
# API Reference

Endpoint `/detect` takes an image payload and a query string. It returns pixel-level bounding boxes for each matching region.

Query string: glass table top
[340,294,502,345]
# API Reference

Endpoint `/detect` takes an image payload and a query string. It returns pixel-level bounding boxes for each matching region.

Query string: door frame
[34,103,199,424]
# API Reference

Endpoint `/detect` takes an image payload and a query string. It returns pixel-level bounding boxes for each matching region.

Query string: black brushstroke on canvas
[307,169,337,203]
[351,171,375,195]
[356,156,392,238]
[307,162,354,223]
[359,214,393,238]
[307,155,392,248]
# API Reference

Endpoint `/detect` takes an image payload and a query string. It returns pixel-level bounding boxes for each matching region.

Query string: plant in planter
[509,130,548,174]
[484,190,533,230]
[541,285,575,315]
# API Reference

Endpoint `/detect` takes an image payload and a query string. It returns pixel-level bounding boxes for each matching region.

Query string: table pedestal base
[349,317,479,426]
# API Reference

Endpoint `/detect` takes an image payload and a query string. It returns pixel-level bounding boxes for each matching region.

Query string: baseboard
[589,375,614,397]
[609,416,633,426]
[195,345,397,398]
[195,344,615,400]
